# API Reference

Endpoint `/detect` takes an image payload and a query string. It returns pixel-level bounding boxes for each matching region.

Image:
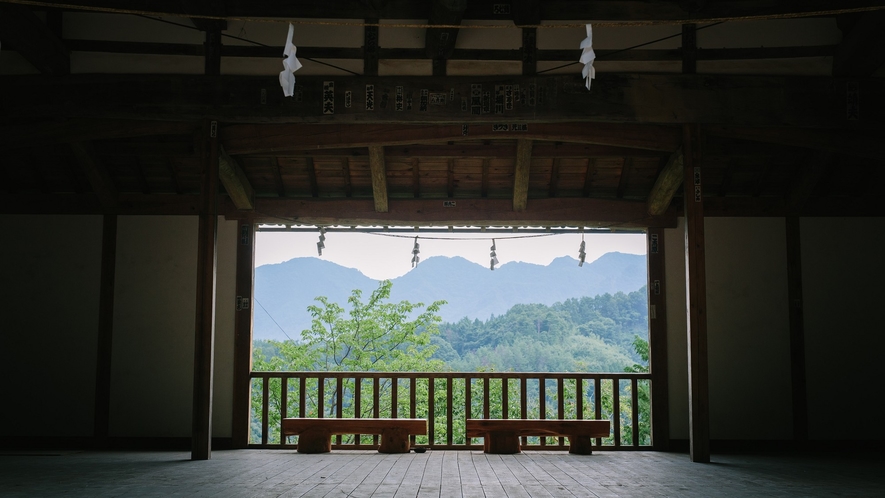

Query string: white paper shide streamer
[579,24,595,91]
[279,23,302,97]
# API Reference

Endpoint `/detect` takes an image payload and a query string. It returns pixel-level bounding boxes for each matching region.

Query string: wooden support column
[232,221,256,448]
[647,227,670,451]
[93,214,117,446]
[513,139,532,212]
[683,123,709,463]
[682,24,697,74]
[191,120,219,460]
[368,145,389,213]
[785,216,808,444]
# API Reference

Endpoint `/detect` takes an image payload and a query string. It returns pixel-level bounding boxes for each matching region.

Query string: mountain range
[253,252,647,341]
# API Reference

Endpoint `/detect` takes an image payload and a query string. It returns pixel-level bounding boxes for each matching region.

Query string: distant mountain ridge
[253,252,647,341]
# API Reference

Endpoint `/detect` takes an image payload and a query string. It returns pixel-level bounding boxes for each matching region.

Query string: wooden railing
[249,371,652,450]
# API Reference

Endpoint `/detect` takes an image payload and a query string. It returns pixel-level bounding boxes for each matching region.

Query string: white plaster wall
[108,215,237,438]
[212,219,238,438]
[0,215,103,437]
[801,217,885,440]
[664,218,689,440]
[704,218,792,440]
[666,217,793,441]
[109,216,198,437]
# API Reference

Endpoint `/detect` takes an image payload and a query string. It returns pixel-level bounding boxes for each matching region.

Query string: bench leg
[484,431,521,454]
[568,435,593,455]
[378,428,411,453]
[296,430,332,453]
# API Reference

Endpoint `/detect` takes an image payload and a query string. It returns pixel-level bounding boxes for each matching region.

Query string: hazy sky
[256,229,648,280]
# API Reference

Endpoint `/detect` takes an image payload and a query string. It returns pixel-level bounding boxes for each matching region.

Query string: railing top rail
[249,371,652,380]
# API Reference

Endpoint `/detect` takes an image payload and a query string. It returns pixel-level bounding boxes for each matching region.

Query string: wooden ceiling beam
[647,147,684,216]
[426,0,467,76]
[222,122,681,155]
[0,4,69,75]
[41,1,885,22]
[6,75,884,130]
[68,141,118,212]
[833,11,885,76]
[250,197,676,228]
[513,139,532,212]
[368,145,389,213]
[0,120,199,152]
[705,125,885,160]
[218,149,255,209]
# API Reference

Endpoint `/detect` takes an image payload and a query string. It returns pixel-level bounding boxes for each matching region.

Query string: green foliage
[251,280,447,443]
[436,287,649,372]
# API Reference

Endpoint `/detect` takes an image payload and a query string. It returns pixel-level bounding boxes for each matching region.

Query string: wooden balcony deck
[2,449,883,497]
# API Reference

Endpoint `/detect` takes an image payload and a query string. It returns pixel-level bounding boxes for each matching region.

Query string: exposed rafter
[218,149,255,210]
[68,141,118,212]
[833,11,885,76]
[513,139,532,212]
[368,145,389,213]
[647,147,685,216]
[426,0,467,76]
[0,4,69,75]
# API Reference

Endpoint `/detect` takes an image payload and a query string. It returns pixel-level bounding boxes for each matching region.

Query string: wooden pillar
[232,221,256,448]
[93,214,117,446]
[647,227,670,451]
[683,124,710,463]
[785,216,808,444]
[192,120,219,460]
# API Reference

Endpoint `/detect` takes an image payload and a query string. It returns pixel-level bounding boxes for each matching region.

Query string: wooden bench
[466,419,611,455]
[281,418,427,454]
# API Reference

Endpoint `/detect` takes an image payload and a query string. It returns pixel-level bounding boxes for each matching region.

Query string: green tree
[252,280,447,444]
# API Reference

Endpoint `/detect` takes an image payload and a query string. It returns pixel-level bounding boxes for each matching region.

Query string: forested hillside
[432,287,649,372]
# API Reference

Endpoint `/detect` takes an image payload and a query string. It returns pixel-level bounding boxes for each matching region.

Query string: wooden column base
[568,435,594,455]
[296,431,332,453]
[378,428,411,453]
[484,431,521,454]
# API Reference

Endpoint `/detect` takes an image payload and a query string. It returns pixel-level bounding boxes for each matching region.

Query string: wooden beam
[232,221,255,449]
[785,156,830,215]
[0,4,69,75]
[705,125,885,160]
[222,122,682,155]
[368,145,389,213]
[192,120,219,461]
[513,139,532,212]
[522,28,537,76]
[548,158,560,197]
[248,196,675,228]
[647,227,670,451]
[683,123,710,463]
[481,158,489,198]
[785,217,809,445]
[218,149,255,209]
[426,0,466,63]
[69,141,118,212]
[41,1,885,22]
[93,214,117,447]
[682,24,697,74]
[306,157,319,198]
[616,158,632,199]
[582,158,597,197]
[7,75,885,129]
[363,20,379,77]
[833,11,885,76]
[647,147,684,216]
[0,120,199,152]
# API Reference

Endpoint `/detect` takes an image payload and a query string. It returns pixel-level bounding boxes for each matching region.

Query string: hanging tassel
[411,237,420,267]
[579,24,596,91]
[279,23,303,97]
[316,227,326,256]
[490,239,499,271]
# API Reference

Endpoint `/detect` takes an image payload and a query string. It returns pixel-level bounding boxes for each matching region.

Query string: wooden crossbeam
[426,0,466,72]
[6,75,884,130]
[646,147,684,216]
[0,4,69,75]
[513,139,532,212]
[218,149,255,209]
[833,11,885,76]
[368,145,389,213]
[41,1,885,22]
[69,141,118,212]
[222,122,681,155]
[705,125,885,160]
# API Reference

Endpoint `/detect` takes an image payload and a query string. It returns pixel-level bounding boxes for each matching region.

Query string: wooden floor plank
[2,450,884,497]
